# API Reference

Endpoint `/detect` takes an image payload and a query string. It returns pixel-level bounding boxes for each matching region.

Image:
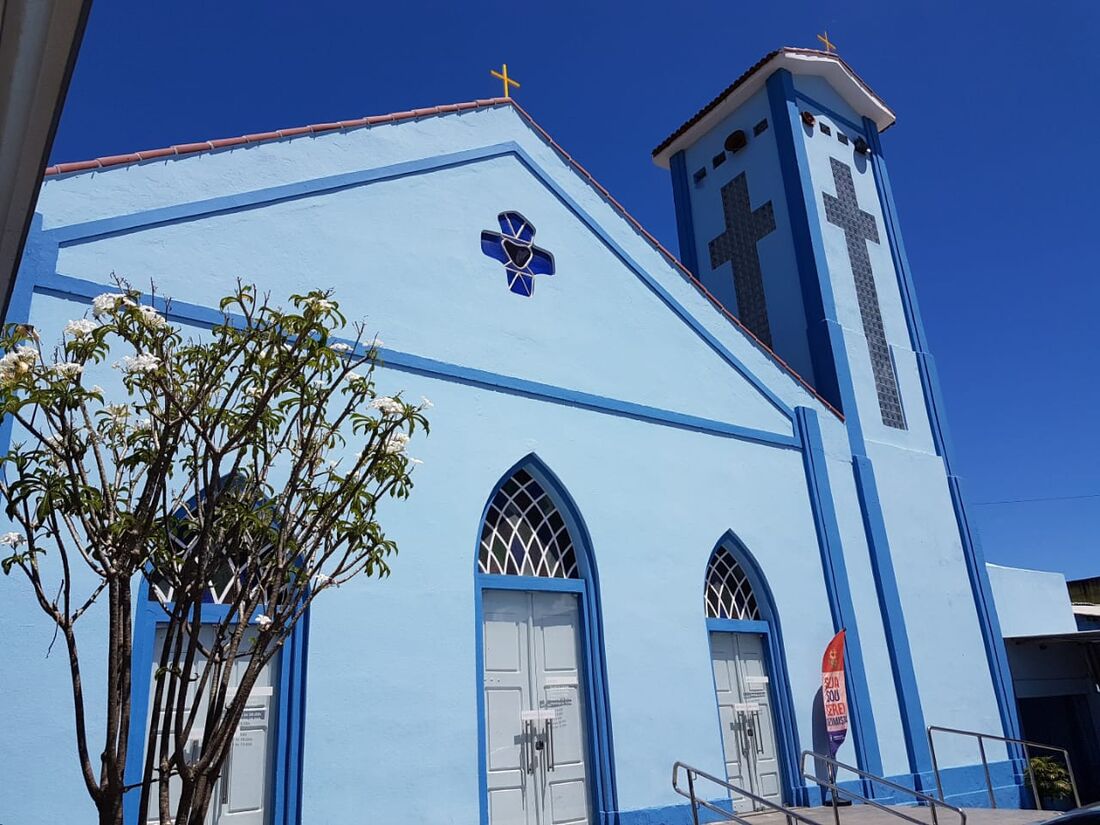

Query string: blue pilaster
[795,406,882,783]
[669,150,700,276]
[864,120,1022,746]
[765,70,846,414]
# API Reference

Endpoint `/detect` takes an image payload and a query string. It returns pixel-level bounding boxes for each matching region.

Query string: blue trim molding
[472,454,619,825]
[31,272,798,450]
[795,406,882,782]
[122,578,308,825]
[863,118,1021,746]
[669,150,700,276]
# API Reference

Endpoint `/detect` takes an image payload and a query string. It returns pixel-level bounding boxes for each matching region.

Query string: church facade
[0,48,1023,825]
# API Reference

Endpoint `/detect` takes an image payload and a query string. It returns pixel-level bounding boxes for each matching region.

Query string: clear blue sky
[50,1,1099,577]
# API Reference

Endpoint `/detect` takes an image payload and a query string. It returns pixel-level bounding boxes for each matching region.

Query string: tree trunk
[98,795,124,825]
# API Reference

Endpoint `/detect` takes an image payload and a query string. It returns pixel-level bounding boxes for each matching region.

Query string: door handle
[524,719,536,774]
[544,718,555,772]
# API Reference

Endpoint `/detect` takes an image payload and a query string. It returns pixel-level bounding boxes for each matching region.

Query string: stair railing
[926,725,1081,811]
[801,750,967,825]
[672,761,822,825]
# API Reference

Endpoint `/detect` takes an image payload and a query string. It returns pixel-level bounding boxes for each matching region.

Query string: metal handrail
[801,750,967,825]
[927,725,1082,811]
[673,761,821,825]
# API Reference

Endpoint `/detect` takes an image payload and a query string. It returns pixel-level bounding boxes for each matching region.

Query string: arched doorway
[474,458,616,825]
[704,537,799,812]
[123,552,307,825]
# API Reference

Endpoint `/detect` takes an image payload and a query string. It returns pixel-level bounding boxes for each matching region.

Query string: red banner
[821,629,848,757]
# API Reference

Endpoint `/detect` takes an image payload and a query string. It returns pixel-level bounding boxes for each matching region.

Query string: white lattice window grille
[148,528,274,606]
[705,547,760,620]
[478,469,579,578]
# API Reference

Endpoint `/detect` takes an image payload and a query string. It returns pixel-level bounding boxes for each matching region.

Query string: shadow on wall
[809,688,831,805]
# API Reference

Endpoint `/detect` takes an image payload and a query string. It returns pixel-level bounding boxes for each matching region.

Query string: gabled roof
[652,47,895,168]
[41,97,842,419]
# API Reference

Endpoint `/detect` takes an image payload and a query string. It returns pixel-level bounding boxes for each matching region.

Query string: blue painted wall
[0,93,1020,824]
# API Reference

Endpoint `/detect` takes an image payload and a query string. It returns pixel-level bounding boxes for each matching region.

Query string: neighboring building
[0,0,91,318]
[1,48,1031,824]
[1069,576,1100,631]
[988,563,1100,804]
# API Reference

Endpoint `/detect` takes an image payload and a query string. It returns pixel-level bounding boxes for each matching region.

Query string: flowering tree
[0,283,428,825]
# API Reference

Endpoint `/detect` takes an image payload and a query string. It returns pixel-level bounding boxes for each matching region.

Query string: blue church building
[1,47,1026,824]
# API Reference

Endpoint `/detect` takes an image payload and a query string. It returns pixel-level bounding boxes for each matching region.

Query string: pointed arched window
[705,545,760,620]
[478,467,579,578]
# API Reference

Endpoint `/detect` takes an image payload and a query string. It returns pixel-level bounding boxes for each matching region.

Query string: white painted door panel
[147,626,279,825]
[532,593,590,825]
[484,590,537,825]
[483,589,591,825]
[709,632,782,812]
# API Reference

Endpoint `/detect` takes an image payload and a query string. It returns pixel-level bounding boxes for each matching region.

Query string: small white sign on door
[733,702,761,713]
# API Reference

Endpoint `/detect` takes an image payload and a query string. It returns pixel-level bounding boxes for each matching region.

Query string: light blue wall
[0,94,1017,824]
[988,564,1077,638]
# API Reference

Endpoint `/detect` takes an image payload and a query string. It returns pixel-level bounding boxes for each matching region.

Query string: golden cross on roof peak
[490,63,521,99]
[817,30,837,53]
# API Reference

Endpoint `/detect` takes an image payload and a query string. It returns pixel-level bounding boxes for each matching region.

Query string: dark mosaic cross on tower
[708,172,776,347]
[823,157,906,429]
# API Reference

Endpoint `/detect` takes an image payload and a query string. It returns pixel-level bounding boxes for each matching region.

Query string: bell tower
[653,47,908,434]
[653,47,1022,779]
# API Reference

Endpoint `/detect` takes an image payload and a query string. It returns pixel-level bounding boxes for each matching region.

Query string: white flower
[51,361,83,379]
[409,457,424,465]
[370,396,404,416]
[331,342,353,353]
[90,385,104,396]
[0,346,38,385]
[304,296,335,312]
[420,396,433,409]
[138,305,167,329]
[91,293,132,318]
[255,614,273,629]
[313,573,334,587]
[134,418,153,432]
[0,532,25,547]
[65,319,98,338]
[119,353,161,374]
[383,432,410,455]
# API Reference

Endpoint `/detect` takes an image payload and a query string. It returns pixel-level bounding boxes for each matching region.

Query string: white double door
[146,625,279,825]
[483,589,592,825]
[710,631,782,813]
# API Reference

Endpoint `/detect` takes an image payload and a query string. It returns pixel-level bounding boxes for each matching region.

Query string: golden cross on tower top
[817,31,837,53]
[491,63,521,98]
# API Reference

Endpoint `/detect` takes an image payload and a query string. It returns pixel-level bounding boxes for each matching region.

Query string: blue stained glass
[480,211,556,296]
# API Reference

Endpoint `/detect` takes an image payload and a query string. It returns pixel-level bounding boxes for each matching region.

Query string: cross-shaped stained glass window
[480,211,555,296]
